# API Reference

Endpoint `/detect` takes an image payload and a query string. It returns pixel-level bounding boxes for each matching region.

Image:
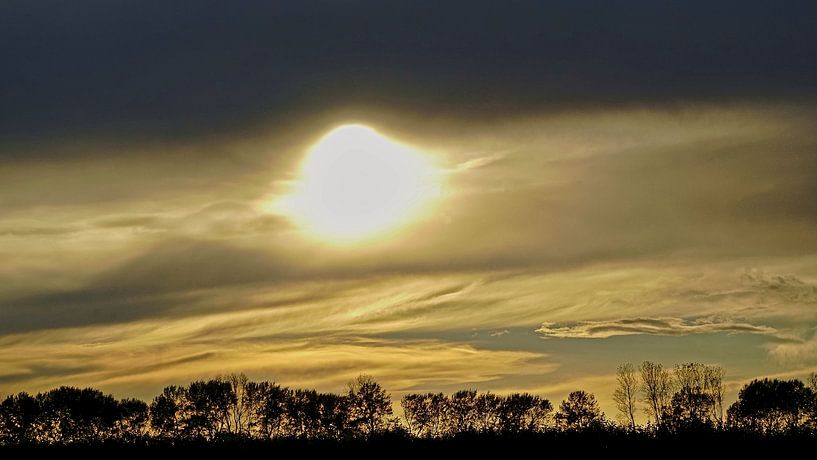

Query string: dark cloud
[0,239,292,333]
[0,362,99,386]
[114,351,219,378]
[2,1,816,153]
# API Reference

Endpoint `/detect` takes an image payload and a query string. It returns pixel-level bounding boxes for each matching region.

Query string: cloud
[766,328,817,366]
[2,1,816,150]
[740,271,817,304]
[3,106,816,288]
[0,328,556,400]
[536,317,778,339]
[0,238,301,334]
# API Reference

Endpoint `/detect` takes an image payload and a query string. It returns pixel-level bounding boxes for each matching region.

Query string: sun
[274,124,443,244]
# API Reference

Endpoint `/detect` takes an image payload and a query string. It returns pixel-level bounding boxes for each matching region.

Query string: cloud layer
[2,1,817,149]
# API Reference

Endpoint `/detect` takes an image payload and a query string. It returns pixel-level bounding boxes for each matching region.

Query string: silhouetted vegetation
[2,366,817,453]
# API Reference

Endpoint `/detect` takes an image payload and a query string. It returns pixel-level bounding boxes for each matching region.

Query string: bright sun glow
[275,124,443,244]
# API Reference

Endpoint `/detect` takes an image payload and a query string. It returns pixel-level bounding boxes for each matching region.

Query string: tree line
[1,364,816,446]
[612,362,817,433]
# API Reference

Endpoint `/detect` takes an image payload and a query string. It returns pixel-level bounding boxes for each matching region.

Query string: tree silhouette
[183,379,235,439]
[149,386,185,439]
[37,386,120,444]
[224,373,250,435]
[664,363,725,430]
[346,375,393,437]
[449,389,478,433]
[317,392,351,439]
[474,392,503,433]
[808,371,817,431]
[244,381,289,439]
[639,361,673,428]
[703,365,725,424]
[555,391,603,430]
[0,392,40,444]
[400,393,427,437]
[4,366,817,447]
[613,363,639,430]
[287,389,322,438]
[498,393,552,433]
[666,388,715,431]
[727,378,814,433]
[114,398,149,441]
[401,392,449,437]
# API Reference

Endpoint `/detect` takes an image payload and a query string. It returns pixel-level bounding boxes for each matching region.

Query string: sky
[1,1,817,420]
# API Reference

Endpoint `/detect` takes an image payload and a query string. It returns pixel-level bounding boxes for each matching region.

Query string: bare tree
[224,373,250,434]
[640,361,673,428]
[613,363,639,430]
[703,365,725,425]
[674,363,706,392]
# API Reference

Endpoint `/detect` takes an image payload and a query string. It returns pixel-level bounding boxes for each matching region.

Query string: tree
[244,381,290,439]
[114,398,149,441]
[0,392,41,445]
[149,386,185,439]
[704,365,725,424]
[808,371,817,430]
[498,393,552,433]
[448,390,478,433]
[315,392,350,439]
[400,394,424,437]
[36,387,120,444]
[666,388,715,431]
[283,390,351,439]
[613,363,639,430]
[346,375,393,437]
[727,378,814,433]
[223,373,250,435]
[401,392,449,437]
[182,379,236,439]
[640,361,673,427]
[286,389,328,438]
[667,363,724,429]
[670,363,711,428]
[555,390,604,430]
[473,392,503,433]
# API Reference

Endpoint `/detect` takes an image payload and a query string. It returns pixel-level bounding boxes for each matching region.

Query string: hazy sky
[2,1,817,419]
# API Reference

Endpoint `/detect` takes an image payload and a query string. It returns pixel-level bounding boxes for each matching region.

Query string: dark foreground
[2,432,815,459]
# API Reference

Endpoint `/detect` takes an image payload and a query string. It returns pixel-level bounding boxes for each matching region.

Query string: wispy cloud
[0,328,556,400]
[766,328,817,366]
[536,317,777,339]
